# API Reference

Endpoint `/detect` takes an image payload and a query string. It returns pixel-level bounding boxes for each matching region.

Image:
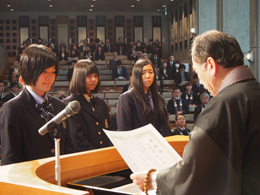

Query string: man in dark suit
[95,45,105,61]
[67,60,77,81]
[174,64,190,92]
[103,38,114,53]
[146,39,154,54]
[167,88,189,115]
[192,73,206,95]
[149,52,162,69]
[116,36,126,52]
[92,38,100,53]
[135,51,143,62]
[109,52,121,70]
[79,39,89,53]
[194,93,209,120]
[0,80,6,102]
[9,59,19,82]
[4,81,19,102]
[112,60,128,81]
[83,51,94,62]
[50,39,58,56]
[171,114,190,135]
[116,44,126,56]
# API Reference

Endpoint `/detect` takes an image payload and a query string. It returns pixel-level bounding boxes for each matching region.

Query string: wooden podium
[0,136,189,195]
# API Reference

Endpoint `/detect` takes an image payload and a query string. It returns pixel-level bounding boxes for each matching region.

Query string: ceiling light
[170,0,174,1]
[89,9,92,11]
[49,5,53,7]
[131,5,135,7]
[7,5,10,7]
[91,5,94,7]
[10,9,14,11]
[162,5,165,7]
[48,0,51,1]
[93,0,96,1]
[157,9,160,11]
[137,0,140,1]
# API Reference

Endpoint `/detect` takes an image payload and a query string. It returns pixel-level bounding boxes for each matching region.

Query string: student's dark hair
[162,61,168,65]
[0,80,4,85]
[175,60,181,64]
[131,59,168,121]
[179,64,186,70]
[19,44,59,86]
[185,82,192,87]
[175,113,185,121]
[174,87,181,92]
[193,73,198,79]
[191,30,244,68]
[69,60,100,95]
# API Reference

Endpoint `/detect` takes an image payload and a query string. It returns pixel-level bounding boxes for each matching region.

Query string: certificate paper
[103,124,182,173]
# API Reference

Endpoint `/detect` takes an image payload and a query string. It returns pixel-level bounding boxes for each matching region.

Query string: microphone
[38,101,81,135]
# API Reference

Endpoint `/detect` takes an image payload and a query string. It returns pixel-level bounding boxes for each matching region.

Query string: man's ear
[206,57,218,76]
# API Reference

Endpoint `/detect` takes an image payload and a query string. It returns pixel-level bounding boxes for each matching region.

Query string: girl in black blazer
[58,45,69,62]
[117,59,171,137]
[0,44,74,165]
[64,60,112,152]
[159,61,171,80]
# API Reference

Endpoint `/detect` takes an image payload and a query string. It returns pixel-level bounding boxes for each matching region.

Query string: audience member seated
[116,44,126,56]
[167,88,189,115]
[19,41,28,53]
[142,53,148,59]
[167,55,175,70]
[95,44,105,61]
[146,39,154,54]
[171,114,190,135]
[122,75,132,93]
[57,89,65,98]
[194,93,210,120]
[160,61,171,80]
[149,51,162,69]
[49,39,58,56]
[109,52,121,70]
[0,80,6,102]
[116,36,126,51]
[141,43,146,53]
[181,82,198,105]
[9,59,19,82]
[83,46,93,58]
[79,39,89,53]
[128,44,138,61]
[171,60,181,79]
[192,73,206,96]
[68,49,79,59]
[92,38,100,52]
[67,60,77,81]
[70,44,80,57]
[37,38,43,45]
[103,38,114,53]
[84,51,94,61]
[58,45,69,62]
[112,60,128,81]
[155,45,162,58]
[5,81,19,102]
[135,51,143,62]
[111,102,118,130]
[174,64,190,92]
[58,95,67,101]
[26,38,31,46]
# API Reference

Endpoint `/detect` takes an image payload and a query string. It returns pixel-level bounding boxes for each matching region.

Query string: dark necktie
[35,99,54,121]
[146,92,154,110]
[89,97,96,111]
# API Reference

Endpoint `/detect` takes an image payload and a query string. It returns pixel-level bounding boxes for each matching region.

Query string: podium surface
[0,136,189,195]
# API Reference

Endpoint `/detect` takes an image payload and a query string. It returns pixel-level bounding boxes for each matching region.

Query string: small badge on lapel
[62,121,66,129]
[105,119,108,128]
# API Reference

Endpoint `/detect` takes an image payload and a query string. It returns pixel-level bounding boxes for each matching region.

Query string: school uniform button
[98,132,101,135]
[96,122,99,125]
[100,141,103,144]
[51,149,55,153]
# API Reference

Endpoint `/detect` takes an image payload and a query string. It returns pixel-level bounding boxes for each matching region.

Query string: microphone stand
[53,127,61,186]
